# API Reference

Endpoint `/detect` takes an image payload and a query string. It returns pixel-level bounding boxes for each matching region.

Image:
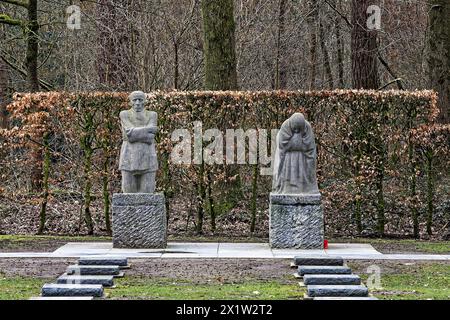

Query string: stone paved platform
[0,242,449,260]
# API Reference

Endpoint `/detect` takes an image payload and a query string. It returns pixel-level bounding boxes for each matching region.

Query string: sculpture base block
[269,193,324,249]
[112,193,167,248]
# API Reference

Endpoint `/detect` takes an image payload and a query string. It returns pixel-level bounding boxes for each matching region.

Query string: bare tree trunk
[195,162,206,235]
[201,0,237,90]
[334,0,345,88]
[274,0,287,89]
[319,15,334,88]
[351,0,380,89]
[307,0,318,90]
[26,0,43,191]
[38,132,50,235]
[26,0,39,92]
[425,151,434,235]
[201,0,239,232]
[0,58,8,128]
[102,157,112,235]
[428,0,450,123]
[206,171,216,233]
[97,0,138,90]
[174,42,179,89]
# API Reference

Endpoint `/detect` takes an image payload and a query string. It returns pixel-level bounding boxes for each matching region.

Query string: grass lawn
[0,261,449,300]
[351,262,450,300]
[105,262,450,300]
[0,235,112,252]
[0,235,112,242]
[0,275,50,300]
[106,278,305,300]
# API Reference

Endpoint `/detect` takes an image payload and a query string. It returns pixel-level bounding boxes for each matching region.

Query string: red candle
[324,239,328,249]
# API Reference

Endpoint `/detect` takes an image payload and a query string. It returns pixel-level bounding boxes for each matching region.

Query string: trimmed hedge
[0,90,448,237]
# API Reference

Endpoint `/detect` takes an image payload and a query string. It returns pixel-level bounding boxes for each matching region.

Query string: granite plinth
[112,193,167,248]
[269,193,324,249]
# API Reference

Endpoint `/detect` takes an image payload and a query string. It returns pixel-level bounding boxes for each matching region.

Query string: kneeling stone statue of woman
[272,112,319,195]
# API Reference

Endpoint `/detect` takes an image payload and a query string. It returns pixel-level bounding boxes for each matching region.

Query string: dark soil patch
[0,258,74,278]
[2,257,448,283]
[0,258,293,284]
[126,259,292,284]
[0,240,70,253]
[370,242,425,254]
[347,260,450,275]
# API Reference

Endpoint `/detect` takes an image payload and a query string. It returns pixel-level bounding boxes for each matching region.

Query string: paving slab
[29,296,94,300]
[217,243,273,258]
[325,243,382,256]
[307,285,368,297]
[57,274,114,287]
[374,254,450,260]
[303,274,361,285]
[41,284,103,297]
[1,242,449,260]
[294,256,344,266]
[66,265,121,276]
[298,265,352,276]
[52,242,113,255]
[78,256,128,267]
[107,249,163,258]
[161,242,219,258]
[273,249,325,258]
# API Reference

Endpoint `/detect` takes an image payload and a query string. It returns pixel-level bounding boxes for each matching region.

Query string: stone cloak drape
[272,115,319,194]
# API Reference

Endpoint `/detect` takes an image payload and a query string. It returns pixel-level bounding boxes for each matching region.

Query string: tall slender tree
[319,10,333,88]
[334,0,345,88]
[199,0,238,234]
[0,0,40,91]
[26,0,38,91]
[274,0,287,90]
[307,0,318,90]
[96,0,138,90]
[0,58,8,128]
[201,0,237,90]
[0,0,43,191]
[351,0,380,89]
[428,0,450,123]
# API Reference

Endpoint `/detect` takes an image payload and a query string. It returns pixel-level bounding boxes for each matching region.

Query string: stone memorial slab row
[57,274,114,287]
[293,256,344,266]
[298,265,352,276]
[66,265,121,276]
[303,274,361,285]
[78,256,128,267]
[307,285,369,297]
[41,284,104,297]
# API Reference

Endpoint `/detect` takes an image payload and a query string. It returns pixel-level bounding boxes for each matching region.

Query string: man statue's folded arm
[126,127,156,143]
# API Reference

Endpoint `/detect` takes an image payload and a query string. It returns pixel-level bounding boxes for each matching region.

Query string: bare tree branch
[0,51,54,90]
[324,0,352,28]
[0,0,29,9]
[378,78,404,90]
[377,52,405,90]
[0,13,23,26]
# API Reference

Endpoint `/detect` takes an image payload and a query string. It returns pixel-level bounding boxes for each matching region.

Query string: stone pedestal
[269,193,324,249]
[112,193,167,248]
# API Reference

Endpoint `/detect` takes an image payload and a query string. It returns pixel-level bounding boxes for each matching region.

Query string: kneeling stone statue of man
[119,91,158,193]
